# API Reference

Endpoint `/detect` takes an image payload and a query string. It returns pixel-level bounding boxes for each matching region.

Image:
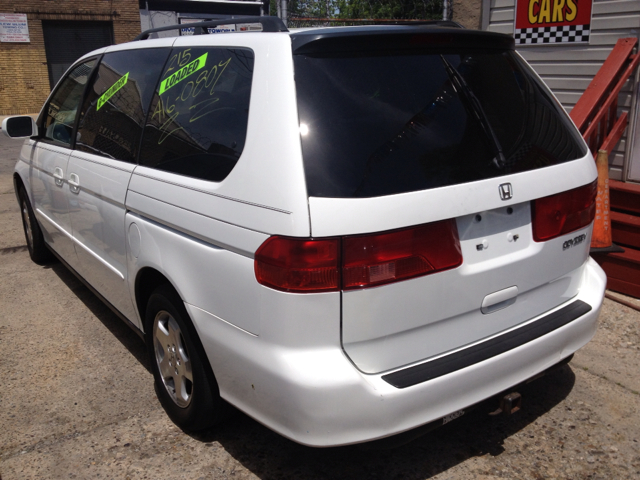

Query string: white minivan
[5,17,606,446]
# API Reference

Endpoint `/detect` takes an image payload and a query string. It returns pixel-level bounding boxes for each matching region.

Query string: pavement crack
[0,410,163,462]
[572,361,640,396]
[0,245,28,255]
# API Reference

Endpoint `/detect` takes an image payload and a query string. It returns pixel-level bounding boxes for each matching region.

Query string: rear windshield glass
[294,49,586,198]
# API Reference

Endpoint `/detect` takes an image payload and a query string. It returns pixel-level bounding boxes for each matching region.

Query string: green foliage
[271,0,443,20]
[336,0,443,19]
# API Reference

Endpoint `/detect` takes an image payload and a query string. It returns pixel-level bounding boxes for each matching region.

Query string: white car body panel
[126,212,266,335]
[13,143,33,199]
[66,151,137,320]
[31,142,78,264]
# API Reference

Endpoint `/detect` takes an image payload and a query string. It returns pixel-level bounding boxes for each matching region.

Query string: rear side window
[76,48,170,162]
[294,49,587,198]
[42,60,96,146]
[139,47,254,182]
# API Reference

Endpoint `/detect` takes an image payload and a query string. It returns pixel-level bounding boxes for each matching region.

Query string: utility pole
[281,0,288,26]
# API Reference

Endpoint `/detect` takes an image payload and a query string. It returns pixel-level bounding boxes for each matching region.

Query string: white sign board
[0,13,29,42]
[178,18,263,35]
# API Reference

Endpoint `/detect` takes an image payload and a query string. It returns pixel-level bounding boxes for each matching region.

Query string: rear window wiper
[440,55,506,169]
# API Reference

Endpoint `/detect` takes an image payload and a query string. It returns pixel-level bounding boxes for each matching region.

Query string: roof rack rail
[134,16,288,41]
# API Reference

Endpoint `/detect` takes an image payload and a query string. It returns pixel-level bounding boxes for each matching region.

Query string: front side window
[139,47,254,182]
[76,48,170,162]
[42,60,96,146]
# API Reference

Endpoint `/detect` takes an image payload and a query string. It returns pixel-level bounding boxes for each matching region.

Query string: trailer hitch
[489,392,522,416]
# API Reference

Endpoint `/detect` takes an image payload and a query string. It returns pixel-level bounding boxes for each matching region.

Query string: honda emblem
[499,183,513,201]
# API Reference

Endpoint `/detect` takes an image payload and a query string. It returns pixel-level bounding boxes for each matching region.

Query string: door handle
[68,173,80,194]
[481,286,518,314]
[53,167,64,187]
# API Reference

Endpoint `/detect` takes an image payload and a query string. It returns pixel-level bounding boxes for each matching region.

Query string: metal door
[42,21,113,90]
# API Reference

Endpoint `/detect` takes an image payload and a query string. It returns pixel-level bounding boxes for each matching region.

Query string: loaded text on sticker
[97,72,129,111]
[159,53,208,95]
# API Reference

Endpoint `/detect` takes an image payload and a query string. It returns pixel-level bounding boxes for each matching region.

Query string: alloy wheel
[153,310,194,408]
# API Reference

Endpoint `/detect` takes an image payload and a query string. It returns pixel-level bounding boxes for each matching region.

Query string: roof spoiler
[291,28,514,55]
[134,16,289,40]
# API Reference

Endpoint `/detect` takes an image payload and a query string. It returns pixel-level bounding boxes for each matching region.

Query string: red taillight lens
[254,237,340,293]
[532,180,597,242]
[342,220,462,289]
[255,221,462,293]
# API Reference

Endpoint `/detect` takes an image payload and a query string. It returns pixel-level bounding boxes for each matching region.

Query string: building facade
[0,0,141,115]
[0,0,269,116]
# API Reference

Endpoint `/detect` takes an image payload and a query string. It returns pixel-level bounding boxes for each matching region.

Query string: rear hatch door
[292,28,596,373]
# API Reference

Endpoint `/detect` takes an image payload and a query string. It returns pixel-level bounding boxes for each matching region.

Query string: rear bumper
[189,257,606,447]
[383,298,592,389]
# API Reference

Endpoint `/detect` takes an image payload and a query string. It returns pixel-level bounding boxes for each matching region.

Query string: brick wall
[0,0,141,115]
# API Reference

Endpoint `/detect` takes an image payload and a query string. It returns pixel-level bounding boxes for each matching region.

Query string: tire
[145,284,226,431]
[18,187,52,264]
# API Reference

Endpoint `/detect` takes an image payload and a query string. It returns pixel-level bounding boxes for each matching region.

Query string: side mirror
[1,116,38,139]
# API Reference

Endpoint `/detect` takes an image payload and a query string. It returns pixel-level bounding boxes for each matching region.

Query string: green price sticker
[159,53,208,95]
[97,72,129,111]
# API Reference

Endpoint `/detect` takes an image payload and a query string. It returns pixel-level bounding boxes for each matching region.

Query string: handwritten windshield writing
[152,49,232,145]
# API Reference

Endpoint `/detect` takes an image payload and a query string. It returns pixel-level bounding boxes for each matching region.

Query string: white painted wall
[139,10,179,38]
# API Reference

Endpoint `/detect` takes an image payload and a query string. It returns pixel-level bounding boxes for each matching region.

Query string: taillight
[254,237,340,293]
[254,220,462,293]
[532,180,597,242]
[342,220,462,289]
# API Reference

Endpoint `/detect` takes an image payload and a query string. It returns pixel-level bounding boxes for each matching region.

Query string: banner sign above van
[514,0,593,45]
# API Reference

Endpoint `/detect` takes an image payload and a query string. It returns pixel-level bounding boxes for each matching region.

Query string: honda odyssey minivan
[4,17,606,446]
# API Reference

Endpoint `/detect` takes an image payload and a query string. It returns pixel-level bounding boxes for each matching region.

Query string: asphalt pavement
[0,133,639,479]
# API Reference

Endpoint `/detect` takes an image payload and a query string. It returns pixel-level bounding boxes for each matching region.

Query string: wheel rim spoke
[154,313,171,343]
[167,317,181,348]
[153,309,193,408]
[157,347,173,378]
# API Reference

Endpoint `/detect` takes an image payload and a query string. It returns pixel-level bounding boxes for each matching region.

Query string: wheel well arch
[136,266,223,402]
[135,267,176,333]
[13,173,25,201]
